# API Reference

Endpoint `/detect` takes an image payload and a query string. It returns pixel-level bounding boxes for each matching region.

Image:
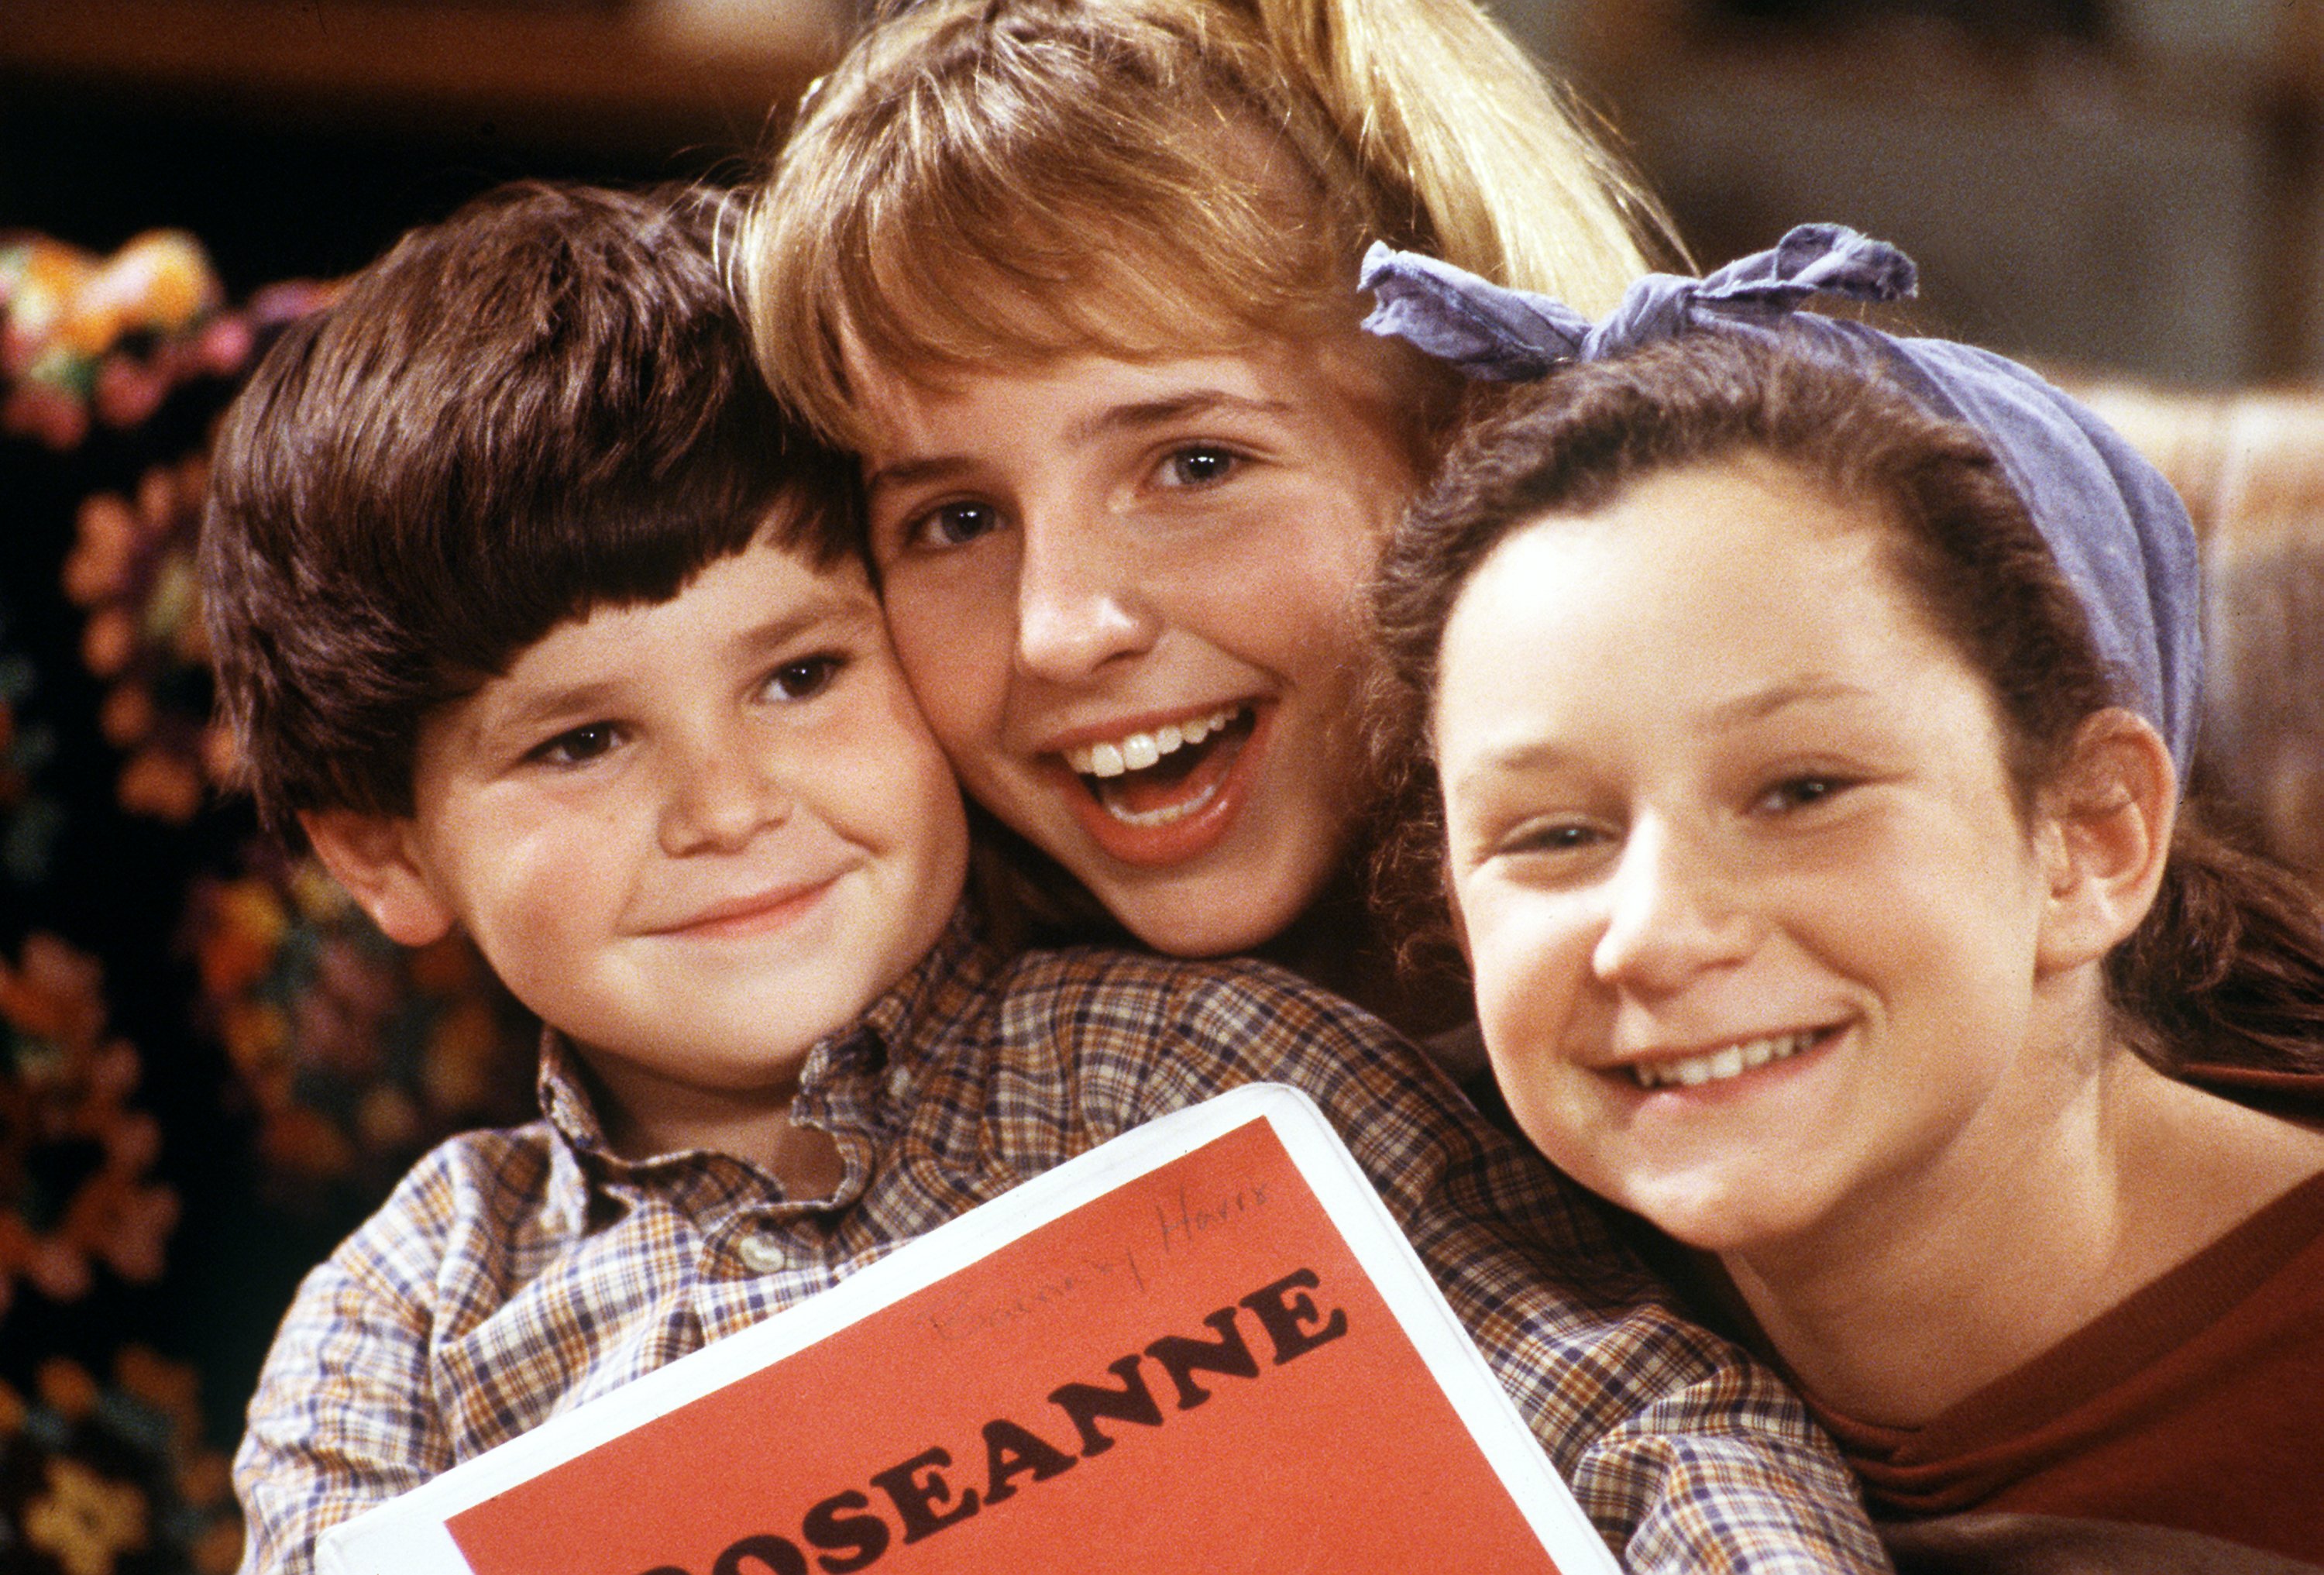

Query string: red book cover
[318,1084,1618,1575]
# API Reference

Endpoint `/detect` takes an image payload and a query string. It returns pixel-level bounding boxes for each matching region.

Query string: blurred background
[3,2,2321,1570]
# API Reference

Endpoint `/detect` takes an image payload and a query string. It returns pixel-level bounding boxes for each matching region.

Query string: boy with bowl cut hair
[207,183,1889,1575]
[201,180,862,841]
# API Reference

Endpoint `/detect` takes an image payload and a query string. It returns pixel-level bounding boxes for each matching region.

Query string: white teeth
[1628,1030,1816,1091]
[1064,707,1242,777]
[1099,774,1226,828]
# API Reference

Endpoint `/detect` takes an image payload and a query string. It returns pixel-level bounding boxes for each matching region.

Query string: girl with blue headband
[1368,225,2324,1566]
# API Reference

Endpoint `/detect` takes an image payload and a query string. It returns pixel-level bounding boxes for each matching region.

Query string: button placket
[734,1229,786,1274]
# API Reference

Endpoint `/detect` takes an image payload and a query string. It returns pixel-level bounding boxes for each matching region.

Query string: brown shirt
[1813,1140,2324,1563]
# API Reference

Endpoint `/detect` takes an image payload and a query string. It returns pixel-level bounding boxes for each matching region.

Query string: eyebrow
[863,454,971,498]
[1064,388,1293,446]
[862,387,1294,498]
[726,590,884,661]
[477,588,881,743]
[1454,675,1875,783]
[1702,674,1873,729]
[479,679,629,746]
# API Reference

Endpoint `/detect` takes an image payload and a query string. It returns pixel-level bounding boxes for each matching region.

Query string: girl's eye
[1502,820,1604,858]
[1755,775,1846,814]
[531,723,623,769]
[765,655,843,702]
[1157,445,1239,489]
[911,500,1002,550]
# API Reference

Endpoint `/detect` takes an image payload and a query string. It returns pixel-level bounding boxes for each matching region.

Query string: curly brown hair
[1370,329,2324,1076]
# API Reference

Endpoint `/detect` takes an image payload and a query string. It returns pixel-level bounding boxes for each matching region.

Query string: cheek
[882,740,971,867]
[1463,892,1619,1179]
[1833,809,2047,996]
[1239,518,1377,656]
[1153,472,1384,659]
[881,575,1014,761]
[1459,883,1592,1050]
[818,679,971,843]
[449,830,607,1002]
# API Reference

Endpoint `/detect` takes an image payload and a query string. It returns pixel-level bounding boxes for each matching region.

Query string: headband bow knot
[1361,222,1915,379]
[1360,223,2204,779]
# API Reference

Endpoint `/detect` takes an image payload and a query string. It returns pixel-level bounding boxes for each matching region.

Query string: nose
[658,728,792,857]
[1591,817,1759,992]
[1012,511,1161,683]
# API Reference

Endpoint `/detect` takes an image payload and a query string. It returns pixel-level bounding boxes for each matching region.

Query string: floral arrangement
[0,936,177,1317]
[2,224,538,1573]
[60,456,224,827]
[1,230,334,454]
[2,230,339,829]
[9,225,540,1214]
[0,1350,242,1575]
[187,853,536,1209]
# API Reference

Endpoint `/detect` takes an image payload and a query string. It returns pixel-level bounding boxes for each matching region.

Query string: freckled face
[1436,459,2061,1255]
[389,542,968,1147]
[855,336,1418,957]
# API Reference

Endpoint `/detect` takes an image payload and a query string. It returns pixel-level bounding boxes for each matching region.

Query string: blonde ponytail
[742,0,1671,444]
[1251,0,1672,307]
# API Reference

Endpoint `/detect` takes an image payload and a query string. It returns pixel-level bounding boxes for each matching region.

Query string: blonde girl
[738,5,1897,1569]
[740,0,1664,1028]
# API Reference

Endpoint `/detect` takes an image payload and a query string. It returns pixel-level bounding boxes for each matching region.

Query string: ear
[299,809,459,947]
[2032,709,2175,975]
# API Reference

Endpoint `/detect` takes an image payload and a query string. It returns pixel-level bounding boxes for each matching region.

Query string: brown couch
[2063,377,2324,886]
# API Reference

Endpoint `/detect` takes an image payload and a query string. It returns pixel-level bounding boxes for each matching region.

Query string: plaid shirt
[235,907,1887,1573]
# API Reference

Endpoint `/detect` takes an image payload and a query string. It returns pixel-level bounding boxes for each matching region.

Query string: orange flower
[23,1458,149,1575]
[36,1358,101,1421]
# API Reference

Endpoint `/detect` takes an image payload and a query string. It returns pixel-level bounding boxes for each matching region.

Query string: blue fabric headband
[1360,223,2205,779]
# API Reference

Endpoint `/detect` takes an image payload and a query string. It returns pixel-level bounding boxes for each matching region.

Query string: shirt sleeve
[1080,955,1894,1575]
[233,1154,460,1575]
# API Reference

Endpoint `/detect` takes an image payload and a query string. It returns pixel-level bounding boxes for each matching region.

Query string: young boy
[204,183,1889,1575]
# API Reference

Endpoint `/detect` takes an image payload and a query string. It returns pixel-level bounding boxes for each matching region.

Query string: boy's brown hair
[202,181,856,844]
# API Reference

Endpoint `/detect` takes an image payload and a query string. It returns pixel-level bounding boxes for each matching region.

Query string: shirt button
[735,1233,786,1274]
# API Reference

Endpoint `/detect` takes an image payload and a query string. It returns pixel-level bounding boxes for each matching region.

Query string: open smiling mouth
[1063,705,1257,827]
[1625,1025,1844,1090]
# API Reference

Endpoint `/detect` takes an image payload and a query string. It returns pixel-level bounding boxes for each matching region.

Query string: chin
[1100,875,1312,960]
[1615,1179,1814,1256]
[1112,902,1291,959]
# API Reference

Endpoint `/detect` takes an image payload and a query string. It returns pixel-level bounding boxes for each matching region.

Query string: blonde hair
[740,0,1675,448]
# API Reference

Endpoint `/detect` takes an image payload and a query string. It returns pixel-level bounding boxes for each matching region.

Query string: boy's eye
[912,500,1002,549]
[765,654,844,701]
[531,722,623,768]
[1157,445,1239,489]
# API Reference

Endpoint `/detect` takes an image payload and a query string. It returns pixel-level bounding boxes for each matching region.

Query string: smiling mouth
[1061,705,1255,827]
[1625,1027,1838,1090]
[656,878,837,939]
